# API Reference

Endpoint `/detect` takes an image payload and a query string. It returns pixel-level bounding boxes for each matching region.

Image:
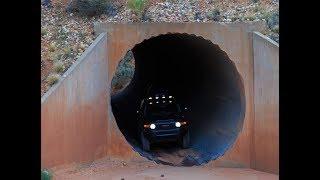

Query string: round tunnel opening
[111,33,246,166]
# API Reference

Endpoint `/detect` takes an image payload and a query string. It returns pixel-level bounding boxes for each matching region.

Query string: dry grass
[53,61,65,73]
[47,73,60,86]
[48,43,56,52]
[127,0,148,16]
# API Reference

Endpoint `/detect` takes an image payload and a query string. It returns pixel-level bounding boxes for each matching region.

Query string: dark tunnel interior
[111,33,246,166]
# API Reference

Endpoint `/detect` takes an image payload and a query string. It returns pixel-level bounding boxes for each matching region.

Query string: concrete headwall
[41,23,279,174]
[101,23,256,169]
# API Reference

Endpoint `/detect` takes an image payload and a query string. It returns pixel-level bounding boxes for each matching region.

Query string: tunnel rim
[109,32,246,166]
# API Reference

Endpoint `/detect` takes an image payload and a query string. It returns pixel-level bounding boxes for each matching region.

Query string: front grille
[155,119,176,130]
[152,119,180,137]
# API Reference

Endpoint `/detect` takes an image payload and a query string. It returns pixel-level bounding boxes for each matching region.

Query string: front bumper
[143,120,188,143]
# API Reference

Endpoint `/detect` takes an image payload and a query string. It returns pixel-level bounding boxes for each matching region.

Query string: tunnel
[111,33,246,166]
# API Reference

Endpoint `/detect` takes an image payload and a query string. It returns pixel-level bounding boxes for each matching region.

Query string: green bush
[266,11,279,29]
[48,43,56,52]
[272,25,279,34]
[127,0,148,17]
[47,73,60,86]
[56,27,69,43]
[206,8,221,21]
[53,61,65,73]
[253,5,264,13]
[111,50,135,94]
[41,28,48,37]
[52,51,64,62]
[67,0,113,16]
[259,10,272,21]
[41,169,52,180]
[231,16,239,22]
[244,14,256,21]
[63,47,74,58]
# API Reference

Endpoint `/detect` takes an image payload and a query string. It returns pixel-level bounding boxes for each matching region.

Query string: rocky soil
[41,6,96,95]
[41,0,279,96]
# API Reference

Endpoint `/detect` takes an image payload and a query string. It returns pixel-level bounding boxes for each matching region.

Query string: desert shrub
[112,76,132,92]
[266,11,279,29]
[231,16,239,22]
[47,73,60,86]
[206,8,221,21]
[52,51,64,62]
[127,0,148,17]
[271,25,279,34]
[111,50,135,94]
[270,33,279,43]
[258,10,278,31]
[41,169,52,180]
[53,61,65,73]
[67,0,117,16]
[63,47,74,58]
[56,27,69,43]
[41,0,52,7]
[113,51,134,79]
[194,12,204,21]
[48,43,56,52]
[253,5,264,13]
[41,28,48,37]
[244,14,256,21]
[259,9,272,20]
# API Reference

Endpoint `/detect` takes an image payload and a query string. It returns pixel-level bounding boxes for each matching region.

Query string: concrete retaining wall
[41,23,279,174]
[252,32,279,174]
[41,34,109,167]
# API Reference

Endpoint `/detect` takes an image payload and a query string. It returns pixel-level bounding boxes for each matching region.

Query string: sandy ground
[50,157,278,180]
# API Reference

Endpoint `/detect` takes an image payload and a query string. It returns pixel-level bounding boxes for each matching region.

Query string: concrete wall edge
[253,31,279,48]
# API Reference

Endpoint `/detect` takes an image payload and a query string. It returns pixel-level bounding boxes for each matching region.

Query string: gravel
[41,5,96,95]
[41,0,279,95]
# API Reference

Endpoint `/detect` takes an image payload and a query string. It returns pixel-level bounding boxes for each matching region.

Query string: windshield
[145,103,180,119]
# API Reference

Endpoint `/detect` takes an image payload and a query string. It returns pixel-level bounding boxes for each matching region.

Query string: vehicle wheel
[141,132,150,151]
[181,130,190,149]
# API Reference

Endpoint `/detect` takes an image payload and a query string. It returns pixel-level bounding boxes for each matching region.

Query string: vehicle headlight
[175,122,181,128]
[150,124,156,129]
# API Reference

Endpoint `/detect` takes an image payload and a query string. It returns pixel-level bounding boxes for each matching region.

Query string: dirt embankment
[41,0,278,96]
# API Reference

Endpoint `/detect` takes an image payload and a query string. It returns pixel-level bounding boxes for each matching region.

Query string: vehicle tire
[181,130,190,148]
[141,132,150,151]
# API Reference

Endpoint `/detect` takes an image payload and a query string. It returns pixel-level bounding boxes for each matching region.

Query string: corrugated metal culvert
[111,33,245,166]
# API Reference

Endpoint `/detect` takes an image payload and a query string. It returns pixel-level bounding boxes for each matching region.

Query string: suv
[137,91,190,151]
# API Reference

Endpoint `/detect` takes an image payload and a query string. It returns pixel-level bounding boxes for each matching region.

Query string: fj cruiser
[137,90,190,151]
